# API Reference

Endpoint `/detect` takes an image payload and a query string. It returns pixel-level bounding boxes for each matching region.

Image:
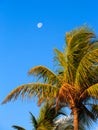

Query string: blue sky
[0,0,98,129]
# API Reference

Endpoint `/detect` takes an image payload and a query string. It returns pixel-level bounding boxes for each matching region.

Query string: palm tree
[3,26,98,130]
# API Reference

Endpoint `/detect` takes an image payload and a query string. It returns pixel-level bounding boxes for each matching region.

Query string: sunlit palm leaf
[66,26,95,48]
[84,83,98,98]
[75,48,98,89]
[29,65,60,85]
[65,27,95,84]
[54,48,67,68]
[2,83,59,104]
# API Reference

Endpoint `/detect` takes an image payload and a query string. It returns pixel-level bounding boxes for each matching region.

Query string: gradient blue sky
[0,0,98,129]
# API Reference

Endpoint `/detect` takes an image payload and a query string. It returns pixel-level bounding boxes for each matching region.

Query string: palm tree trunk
[73,108,79,130]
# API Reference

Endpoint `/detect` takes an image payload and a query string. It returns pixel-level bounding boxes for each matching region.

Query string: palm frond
[37,103,50,123]
[75,48,98,89]
[65,26,96,84]
[38,103,61,123]
[37,121,53,130]
[79,105,96,128]
[29,65,60,85]
[2,83,59,105]
[37,103,66,130]
[91,104,98,119]
[29,112,38,129]
[83,83,98,98]
[12,125,25,130]
[35,103,57,130]
[66,26,95,47]
[54,48,67,68]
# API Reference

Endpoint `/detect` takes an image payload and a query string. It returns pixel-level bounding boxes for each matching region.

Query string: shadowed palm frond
[79,106,95,128]
[37,103,63,123]
[91,104,98,119]
[29,112,38,129]
[12,125,25,130]
[2,83,59,105]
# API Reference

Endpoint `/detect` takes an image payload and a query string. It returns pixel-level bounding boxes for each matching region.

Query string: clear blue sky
[0,0,98,129]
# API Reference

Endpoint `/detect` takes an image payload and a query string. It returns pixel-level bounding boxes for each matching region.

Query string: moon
[37,22,43,28]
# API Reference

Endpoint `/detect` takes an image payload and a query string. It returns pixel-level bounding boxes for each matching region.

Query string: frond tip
[12,125,25,130]
[2,83,59,105]
[28,65,60,85]
[29,112,38,129]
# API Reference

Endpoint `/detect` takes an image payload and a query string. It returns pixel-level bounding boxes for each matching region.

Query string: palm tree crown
[3,26,98,130]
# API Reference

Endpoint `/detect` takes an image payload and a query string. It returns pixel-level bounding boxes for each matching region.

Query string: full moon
[37,22,43,28]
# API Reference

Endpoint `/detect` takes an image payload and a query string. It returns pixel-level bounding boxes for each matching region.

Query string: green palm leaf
[66,26,95,48]
[75,48,98,89]
[91,104,98,119]
[2,83,59,105]
[83,83,98,98]
[65,26,95,84]
[29,65,60,85]
[54,48,67,68]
